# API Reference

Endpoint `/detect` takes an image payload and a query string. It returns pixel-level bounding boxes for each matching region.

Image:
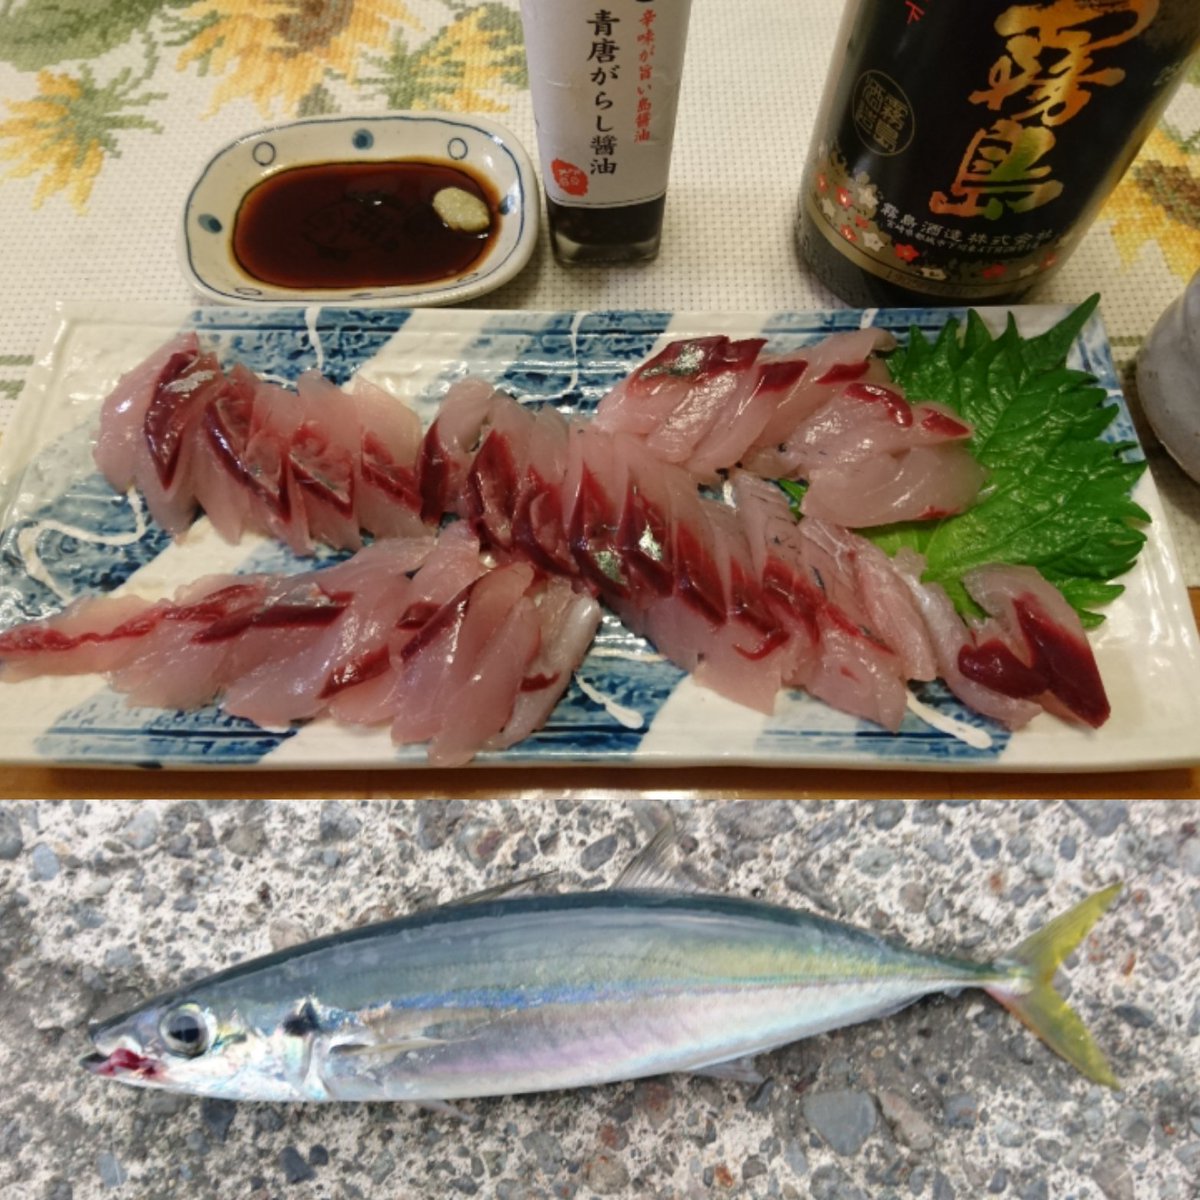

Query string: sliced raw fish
[418,378,498,522]
[351,377,425,538]
[93,331,202,491]
[0,594,162,681]
[594,336,763,438]
[220,539,436,726]
[290,373,364,552]
[960,565,1110,728]
[891,551,1042,729]
[488,582,602,750]
[801,443,988,528]
[686,352,812,480]
[324,524,489,727]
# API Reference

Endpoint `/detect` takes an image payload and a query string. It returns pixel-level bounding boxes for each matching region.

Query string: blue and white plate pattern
[0,302,1196,772]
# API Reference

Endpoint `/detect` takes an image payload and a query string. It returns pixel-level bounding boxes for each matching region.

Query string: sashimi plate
[0,302,1196,772]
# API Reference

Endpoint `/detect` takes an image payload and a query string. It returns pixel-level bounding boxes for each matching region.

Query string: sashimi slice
[960,565,1110,728]
[94,332,202,490]
[512,406,575,577]
[220,538,436,726]
[0,594,163,681]
[594,336,762,437]
[801,443,987,527]
[389,562,534,750]
[424,580,541,766]
[190,365,267,544]
[488,583,602,750]
[640,338,765,466]
[746,327,897,464]
[351,377,425,538]
[290,373,364,552]
[418,378,498,522]
[686,353,811,480]
[325,523,490,726]
[892,551,1041,729]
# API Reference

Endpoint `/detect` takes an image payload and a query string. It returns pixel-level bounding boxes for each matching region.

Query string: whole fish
[83,838,1121,1102]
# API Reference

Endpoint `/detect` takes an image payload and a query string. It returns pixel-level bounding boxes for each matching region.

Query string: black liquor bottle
[797,0,1200,307]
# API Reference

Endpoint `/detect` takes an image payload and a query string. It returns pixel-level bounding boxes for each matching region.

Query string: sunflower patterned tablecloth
[0,0,1197,584]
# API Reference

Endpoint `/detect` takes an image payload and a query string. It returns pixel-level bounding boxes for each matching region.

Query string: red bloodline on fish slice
[513,481,576,577]
[958,597,1110,728]
[728,560,789,661]
[920,408,972,438]
[674,523,728,626]
[616,480,673,596]
[142,351,207,487]
[319,645,392,699]
[814,359,870,384]
[192,599,348,644]
[398,583,475,663]
[844,382,912,427]
[290,424,356,517]
[0,609,161,654]
[520,671,560,691]
[757,358,810,392]
[361,433,421,508]
[417,423,454,524]
[467,431,520,548]
[569,466,628,597]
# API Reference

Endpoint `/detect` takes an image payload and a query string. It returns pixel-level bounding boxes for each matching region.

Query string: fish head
[82,989,310,1101]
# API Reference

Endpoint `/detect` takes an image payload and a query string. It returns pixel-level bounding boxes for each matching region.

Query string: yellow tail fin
[987,884,1122,1089]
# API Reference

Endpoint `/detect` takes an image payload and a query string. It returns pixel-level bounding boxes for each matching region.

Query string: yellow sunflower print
[0,66,162,213]
[177,0,419,117]
[1101,126,1200,281]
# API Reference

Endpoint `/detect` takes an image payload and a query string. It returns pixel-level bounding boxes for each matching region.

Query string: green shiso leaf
[869,296,1148,629]
[777,478,808,518]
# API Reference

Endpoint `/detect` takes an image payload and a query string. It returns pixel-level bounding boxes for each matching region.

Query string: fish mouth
[81,1044,163,1080]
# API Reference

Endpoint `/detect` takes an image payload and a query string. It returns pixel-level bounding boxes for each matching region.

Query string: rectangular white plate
[0,302,1196,772]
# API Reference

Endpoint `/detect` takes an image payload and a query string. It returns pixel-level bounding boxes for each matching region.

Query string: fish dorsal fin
[450,871,557,906]
[613,822,706,893]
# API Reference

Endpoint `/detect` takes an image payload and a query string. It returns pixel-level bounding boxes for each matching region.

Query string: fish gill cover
[867,296,1149,628]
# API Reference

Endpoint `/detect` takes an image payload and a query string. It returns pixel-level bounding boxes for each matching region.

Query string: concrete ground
[0,798,1197,1200]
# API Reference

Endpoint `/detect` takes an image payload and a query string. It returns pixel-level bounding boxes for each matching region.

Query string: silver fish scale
[161,891,1003,1102]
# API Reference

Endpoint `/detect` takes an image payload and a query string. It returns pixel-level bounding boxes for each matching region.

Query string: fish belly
[313,977,934,1101]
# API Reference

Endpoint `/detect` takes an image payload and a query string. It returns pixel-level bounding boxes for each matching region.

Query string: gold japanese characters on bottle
[798,0,1200,307]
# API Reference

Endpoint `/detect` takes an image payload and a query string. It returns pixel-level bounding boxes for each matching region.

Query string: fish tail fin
[985,883,1122,1089]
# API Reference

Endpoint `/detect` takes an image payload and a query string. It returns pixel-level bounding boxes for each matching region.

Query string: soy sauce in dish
[232,160,497,290]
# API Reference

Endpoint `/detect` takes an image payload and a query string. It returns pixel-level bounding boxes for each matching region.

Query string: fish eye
[159,1004,209,1058]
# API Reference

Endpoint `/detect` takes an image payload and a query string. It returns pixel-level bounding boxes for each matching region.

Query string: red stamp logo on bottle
[552,159,589,197]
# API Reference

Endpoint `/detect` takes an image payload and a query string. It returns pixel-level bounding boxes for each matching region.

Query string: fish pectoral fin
[327,1034,448,1058]
[409,1098,471,1122]
[613,821,710,894]
[327,1010,503,1061]
[687,1055,765,1085]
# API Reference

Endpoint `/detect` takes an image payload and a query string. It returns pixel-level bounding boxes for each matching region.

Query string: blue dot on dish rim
[252,141,276,166]
[352,129,374,150]
[447,137,468,160]
[499,194,514,215]
[198,214,223,234]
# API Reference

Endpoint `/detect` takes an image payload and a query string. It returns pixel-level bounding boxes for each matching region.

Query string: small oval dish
[181,112,538,307]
